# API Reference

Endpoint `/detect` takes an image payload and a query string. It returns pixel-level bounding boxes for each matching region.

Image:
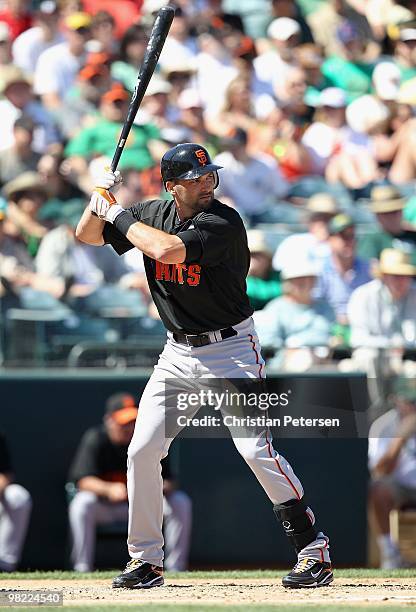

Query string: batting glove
[94,167,123,191]
[89,189,125,223]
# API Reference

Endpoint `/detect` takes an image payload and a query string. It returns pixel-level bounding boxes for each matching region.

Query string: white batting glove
[93,166,123,191]
[89,189,124,223]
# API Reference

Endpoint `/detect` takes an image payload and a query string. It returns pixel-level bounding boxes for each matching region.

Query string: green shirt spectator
[246,230,282,310]
[64,84,160,170]
[246,270,282,311]
[357,185,416,264]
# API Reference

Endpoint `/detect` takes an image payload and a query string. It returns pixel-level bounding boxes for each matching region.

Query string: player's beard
[194,191,214,210]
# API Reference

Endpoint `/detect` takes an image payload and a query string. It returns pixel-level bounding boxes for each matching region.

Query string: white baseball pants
[127,317,330,566]
[0,484,32,571]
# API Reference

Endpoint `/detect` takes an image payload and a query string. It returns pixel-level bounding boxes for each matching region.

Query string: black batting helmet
[161,143,222,188]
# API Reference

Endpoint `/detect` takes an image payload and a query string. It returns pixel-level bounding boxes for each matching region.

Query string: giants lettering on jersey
[155,261,201,286]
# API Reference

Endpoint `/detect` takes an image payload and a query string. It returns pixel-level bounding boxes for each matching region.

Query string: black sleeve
[68,428,102,484]
[103,222,134,255]
[0,432,12,474]
[178,210,241,266]
[102,203,143,255]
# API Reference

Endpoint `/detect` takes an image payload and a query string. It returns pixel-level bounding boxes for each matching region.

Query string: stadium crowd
[2,0,416,379]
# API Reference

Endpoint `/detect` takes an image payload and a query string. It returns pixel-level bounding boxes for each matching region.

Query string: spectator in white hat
[273,193,339,273]
[254,17,301,100]
[301,88,349,175]
[253,260,334,371]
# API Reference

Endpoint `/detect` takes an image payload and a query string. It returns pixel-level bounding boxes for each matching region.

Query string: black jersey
[103,198,253,333]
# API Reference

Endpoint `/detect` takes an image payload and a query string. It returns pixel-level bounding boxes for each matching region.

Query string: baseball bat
[110,5,175,172]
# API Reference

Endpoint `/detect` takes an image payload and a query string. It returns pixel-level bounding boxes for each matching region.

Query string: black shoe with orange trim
[282,558,333,588]
[112,559,164,589]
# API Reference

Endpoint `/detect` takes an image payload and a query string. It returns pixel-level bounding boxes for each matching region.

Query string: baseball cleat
[112,559,164,589]
[282,558,333,588]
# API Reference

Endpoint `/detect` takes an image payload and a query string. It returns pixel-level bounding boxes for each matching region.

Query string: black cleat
[112,559,164,589]
[282,558,333,588]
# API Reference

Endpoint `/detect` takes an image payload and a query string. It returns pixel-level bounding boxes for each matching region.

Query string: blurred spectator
[89,10,116,55]
[372,61,401,104]
[272,193,339,272]
[0,0,32,42]
[12,1,63,75]
[295,43,328,106]
[0,115,41,186]
[391,19,416,83]
[348,248,416,348]
[162,60,196,106]
[140,75,176,130]
[254,17,300,100]
[269,0,314,44]
[2,172,49,257]
[158,7,198,72]
[253,261,334,371]
[35,203,136,301]
[195,31,237,118]
[111,24,149,93]
[207,75,259,138]
[358,185,416,263]
[214,127,288,225]
[34,11,91,109]
[0,199,35,308]
[83,0,141,39]
[0,431,32,572]
[60,55,112,138]
[368,377,416,568]
[63,84,162,189]
[246,229,282,311]
[0,21,12,65]
[320,19,374,100]
[346,249,416,401]
[0,65,62,154]
[191,0,245,36]
[315,214,371,325]
[68,392,192,572]
[176,88,210,145]
[306,0,371,57]
[37,153,85,205]
[301,88,348,175]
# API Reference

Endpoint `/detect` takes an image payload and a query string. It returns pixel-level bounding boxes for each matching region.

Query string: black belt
[173,326,237,347]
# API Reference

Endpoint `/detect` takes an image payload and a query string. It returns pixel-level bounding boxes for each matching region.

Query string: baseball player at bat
[76,144,333,589]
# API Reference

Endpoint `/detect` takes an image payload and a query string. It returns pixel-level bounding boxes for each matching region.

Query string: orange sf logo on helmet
[195,149,208,166]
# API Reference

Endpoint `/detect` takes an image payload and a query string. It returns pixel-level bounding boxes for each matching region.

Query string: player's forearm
[122,219,186,263]
[75,207,105,246]
[77,476,111,496]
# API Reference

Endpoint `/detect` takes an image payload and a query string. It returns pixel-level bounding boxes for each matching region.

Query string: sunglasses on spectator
[338,230,355,241]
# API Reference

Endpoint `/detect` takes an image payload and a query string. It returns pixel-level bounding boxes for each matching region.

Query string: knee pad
[273,497,317,553]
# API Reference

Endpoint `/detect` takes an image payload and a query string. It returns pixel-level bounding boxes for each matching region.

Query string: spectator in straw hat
[316,213,371,325]
[358,185,416,263]
[272,193,339,273]
[246,229,282,311]
[253,260,334,371]
[345,249,416,402]
[0,64,61,154]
